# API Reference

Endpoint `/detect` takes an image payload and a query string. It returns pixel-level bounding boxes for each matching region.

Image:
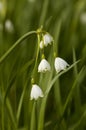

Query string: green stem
[39,0,49,26]
[38,60,80,130]
[31,33,40,83]
[30,101,37,130]
[54,79,62,118]
[58,67,86,128]
[6,98,17,129]
[53,18,62,57]
[2,104,4,130]
[0,31,37,64]
[36,34,40,67]
[16,81,27,125]
[73,48,81,114]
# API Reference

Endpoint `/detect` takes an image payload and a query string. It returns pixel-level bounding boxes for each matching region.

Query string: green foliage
[0,0,86,130]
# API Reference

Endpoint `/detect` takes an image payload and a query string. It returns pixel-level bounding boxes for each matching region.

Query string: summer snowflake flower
[38,59,51,72]
[5,19,14,33]
[30,84,44,100]
[40,40,44,49]
[43,33,53,46]
[54,57,69,73]
[80,12,86,24]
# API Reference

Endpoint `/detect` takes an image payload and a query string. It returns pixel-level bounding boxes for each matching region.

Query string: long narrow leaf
[38,60,80,130]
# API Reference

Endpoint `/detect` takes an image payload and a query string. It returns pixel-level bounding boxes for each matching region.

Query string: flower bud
[40,40,44,49]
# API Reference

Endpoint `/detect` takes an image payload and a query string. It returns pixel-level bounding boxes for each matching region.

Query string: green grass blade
[30,101,37,130]
[0,31,36,64]
[16,81,27,124]
[73,48,81,115]
[51,66,86,129]
[45,60,80,95]
[69,109,86,130]
[6,98,17,129]
[4,59,34,102]
[59,66,86,126]
[39,0,49,26]
[38,60,80,130]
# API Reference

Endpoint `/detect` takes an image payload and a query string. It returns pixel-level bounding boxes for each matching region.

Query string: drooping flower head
[43,33,53,46]
[5,19,14,33]
[54,57,69,73]
[39,33,53,49]
[38,59,51,73]
[30,84,44,100]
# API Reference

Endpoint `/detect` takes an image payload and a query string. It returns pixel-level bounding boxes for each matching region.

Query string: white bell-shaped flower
[54,57,69,73]
[40,40,44,49]
[43,33,53,46]
[80,12,86,24]
[30,84,44,100]
[5,19,14,33]
[38,59,51,72]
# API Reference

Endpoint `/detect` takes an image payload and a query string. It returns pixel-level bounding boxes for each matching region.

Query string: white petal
[40,41,44,49]
[55,57,69,73]
[38,59,51,72]
[80,12,86,24]
[43,33,53,46]
[30,84,44,100]
[5,19,14,33]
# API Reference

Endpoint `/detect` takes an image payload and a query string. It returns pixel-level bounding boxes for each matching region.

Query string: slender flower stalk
[54,57,69,73]
[31,33,40,83]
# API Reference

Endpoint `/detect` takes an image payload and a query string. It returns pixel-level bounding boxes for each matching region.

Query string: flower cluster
[40,33,53,49]
[30,30,69,100]
[38,33,69,74]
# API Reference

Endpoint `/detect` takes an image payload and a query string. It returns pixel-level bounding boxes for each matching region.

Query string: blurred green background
[0,0,86,130]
